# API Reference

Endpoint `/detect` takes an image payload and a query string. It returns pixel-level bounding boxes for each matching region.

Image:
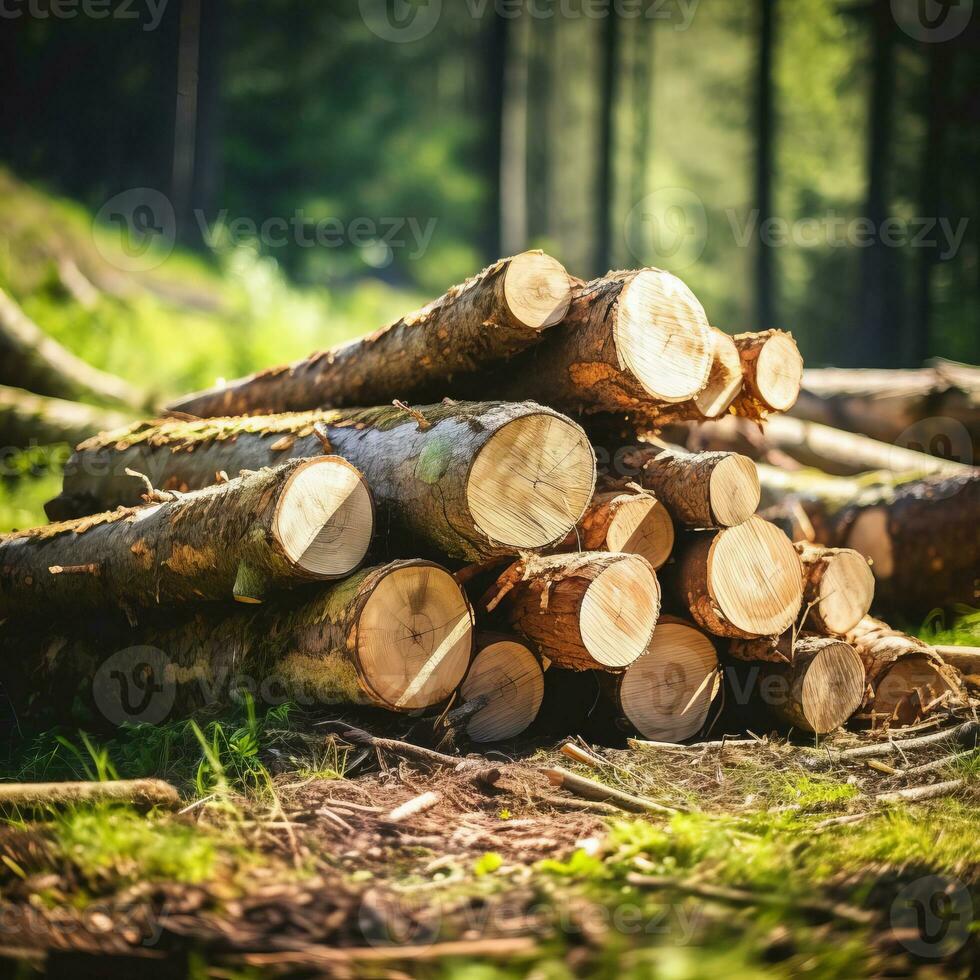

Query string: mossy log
[0,457,373,620]
[0,385,132,448]
[45,401,596,562]
[482,552,660,671]
[0,560,475,728]
[168,252,573,415]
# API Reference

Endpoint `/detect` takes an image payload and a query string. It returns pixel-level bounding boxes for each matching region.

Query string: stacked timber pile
[1,251,975,745]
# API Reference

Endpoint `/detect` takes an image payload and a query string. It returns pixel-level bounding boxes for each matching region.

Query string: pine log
[483,552,661,670]
[933,645,980,678]
[796,544,875,635]
[759,467,980,612]
[618,446,760,528]
[0,779,180,811]
[168,252,573,415]
[0,385,132,448]
[0,560,475,727]
[0,457,373,620]
[728,635,865,734]
[845,617,962,723]
[45,401,597,562]
[452,268,713,421]
[0,286,145,407]
[459,634,545,742]
[730,330,804,419]
[601,616,720,742]
[665,516,804,639]
[556,486,674,569]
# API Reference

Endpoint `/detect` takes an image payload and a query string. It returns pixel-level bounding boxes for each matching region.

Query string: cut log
[796,544,875,636]
[694,328,744,419]
[602,617,721,742]
[0,385,132,448]
[483,552,661,671]
[0,560,475,727]
[458,634,544,742]
[619,446,760,528]
[45,401,597,562]
[457,268,713,420]
[168,252,573,415]
[0,286,145,407]
[666,516,804,639]
[933,645,980,678]
[759,467,980,612]
[0,457,373,620]
[729,636,864,734]
[731,330,804,419]
[845,617,962,723]
[557,487,674,569]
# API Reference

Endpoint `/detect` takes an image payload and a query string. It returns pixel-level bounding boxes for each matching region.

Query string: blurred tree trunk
[754,0,776,330]
[528,19,555,244]
[191,0,223,225]
[595,3,620,277]
[500,13,530,256]
[171,0,202,244]
[858,0,899,366]
[483,11,509,261]
[631,18,654,233]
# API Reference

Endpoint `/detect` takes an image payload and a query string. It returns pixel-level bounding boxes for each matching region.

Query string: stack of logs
[0,252,974,744]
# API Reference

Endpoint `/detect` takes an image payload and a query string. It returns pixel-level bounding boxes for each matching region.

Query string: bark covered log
[0,560,475,728]
[0,456,373,620]
[730,329,803,419]
[0,779,180,811]
[0,385,132,448]
[482,552,660,671]
[168,251,573,415]
[0,286,145,407]
[45,401,596,562]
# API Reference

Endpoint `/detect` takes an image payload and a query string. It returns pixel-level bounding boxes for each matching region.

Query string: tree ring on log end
[614,269,712,403]
[357,563,473,710]
[503,251,572,330]
[467,412,596,550]
[815,549,875,634]
[694,329,743,418]
[755,332,804,411]
[580,555,661,668]
[461,639,544,742]
[799,640,865,733]
[708,453,761,527]
[708,516,804,637]
[620,622,719,741]
[605,494,674,570]
[273,457,374,579]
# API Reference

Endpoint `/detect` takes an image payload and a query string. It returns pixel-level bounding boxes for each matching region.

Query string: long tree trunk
[1,456,373,620]
[0,560,475,730]
[168,252,573,417]
[0,287,145,408]
[46,401,597,562]
[500,12,529,256]
[482,552,660,671]
[754,0,776,330]
[595,1,620,276]
[0,385,131,448]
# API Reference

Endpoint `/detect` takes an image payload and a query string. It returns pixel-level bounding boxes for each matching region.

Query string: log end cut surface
[875,654,957,719]
[708,453,761,527]
[605,494,675,570]
[798,640,865,734]
[620,622,719,742]
[504,251,573,330]
[461,639,545,742]
[467,412,596,550]
[708,517,804,637]
[813,549,875,635]
[274,457,374,578]
[357,563,474,710]
[580,555,661,668]
[694,329,743,418]
[755,332,804,411]
[615,270,712,403]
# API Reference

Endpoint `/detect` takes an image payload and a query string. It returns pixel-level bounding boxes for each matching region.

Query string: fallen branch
[876,779,965,805]
[898,751,976,780]
[810,721,979,763]
[325,724,481,771]
[0,779,180,810]
[540,766,677,815]
[384,791,443,824]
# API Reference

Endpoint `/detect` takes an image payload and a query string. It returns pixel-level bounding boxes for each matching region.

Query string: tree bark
[796,543,874,636]
[730,329,804,418]
[482,551,660,671]
[168,252,573,416]
[0,385,131,448]
[759,468,980,613]
[0,779,180,811]
[728,635,865,734]
[753,0,776,331]
[664,516,803,639]
[0,287,145,408]
[1,456,373,620]
[454,269,713,421]
[845,617,962,723]
[0,560,475,729]
[45,401,597,562]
